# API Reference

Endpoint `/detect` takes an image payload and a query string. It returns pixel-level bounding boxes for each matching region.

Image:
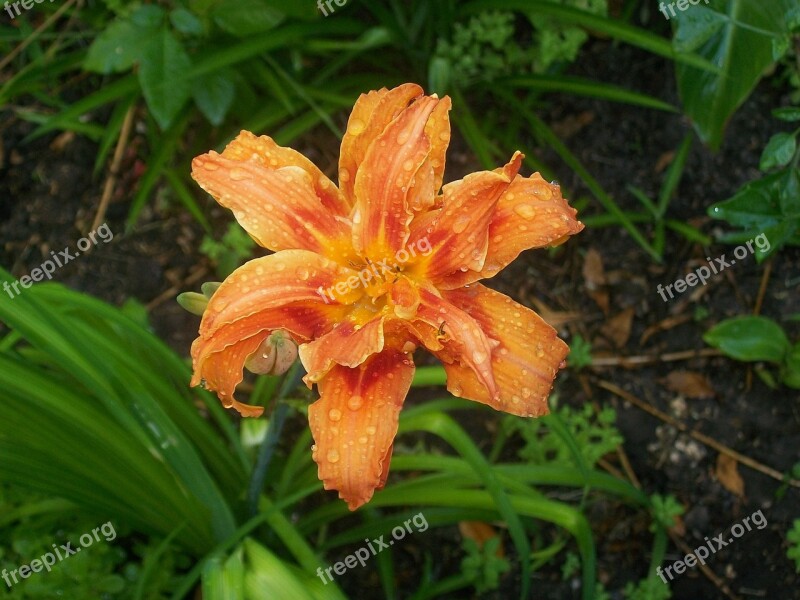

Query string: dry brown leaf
[49,131,75,152]
[663,370,715,399]
[654,150,675,174]
[716,454,745,497]
[640,314,692,345]
[600,307,635,348]
[458,521,505,557]
[529,297,582,328]
[583,248,609,314]
[551,111,595,140]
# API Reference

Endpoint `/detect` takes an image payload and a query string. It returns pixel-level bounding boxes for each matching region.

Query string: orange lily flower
[190,83,583,510]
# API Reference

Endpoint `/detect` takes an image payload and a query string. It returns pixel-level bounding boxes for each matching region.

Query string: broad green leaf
[212,0,285,37]
[773,106,800,121]
[704,316,790,363]
[171,8,205,35]
[671,6,726,53]
[760,132,797,171]
[130,4,166,27]
[784,343,800,389]
[193,71,235,125]
[84,20,153,73]
[674,0,798,149]
[138,27,193,130]
[83,4,165,74]
[709,170,787,227]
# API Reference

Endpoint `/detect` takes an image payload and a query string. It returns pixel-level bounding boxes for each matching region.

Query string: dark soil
[1,28,798,600]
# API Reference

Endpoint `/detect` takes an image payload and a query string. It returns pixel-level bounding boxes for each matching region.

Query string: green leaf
[193,72,235,126]
[171,8,205,36]
[131,4,166,27]
[709,170,787,227]
[760,132,797,170]
[673,0,797,149]
[671,6,727,53]
[428,56,451,96]
[704,316,790,363]
[212,0,285,37]
[783,343,800,389]
[84,20,152,73]
[138,27,194,130]
[773,106,800,121]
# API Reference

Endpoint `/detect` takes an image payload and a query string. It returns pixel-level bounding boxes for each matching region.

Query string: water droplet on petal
[396,130,411,145]
[514,203,536,219]
[339,169,351,183]
[347,395,363,411]
[358,436,368,444]
[328,409,342,422]
[366,426,377,435]
[452,214,470,234]
[348,118,366,135]
[403,159,415,171]
[296,267,310,280]
[472,350,488,363]
[229,167,251,181]
[327,450,340,463]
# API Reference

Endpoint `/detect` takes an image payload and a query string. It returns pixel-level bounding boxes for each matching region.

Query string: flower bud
[176,292,208,316]
[245,330,298,376]
[201,282,222,298]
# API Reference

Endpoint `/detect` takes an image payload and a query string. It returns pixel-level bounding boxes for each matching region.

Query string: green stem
[246,361,305,517]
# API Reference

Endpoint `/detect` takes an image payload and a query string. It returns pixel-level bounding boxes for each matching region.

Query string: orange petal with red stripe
[352,95,439,261]
[299,316,386,384]
[191,251,352,413]
[441,284,568,417]
[339,84,424,204]
[191,155,352,258]
[221,130,350,216]
[412,287,498,399]
[407,153,522,283]
[439,173,584,289]
[407,96,452,212]
[308,349,415,510]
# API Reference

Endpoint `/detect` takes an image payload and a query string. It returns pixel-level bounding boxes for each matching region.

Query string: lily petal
[191,251,354,413]
[221,130,350,216]
[439,173,584,289]
[192,155,352,258]
[339,84,424,204]
[407,96,452,212]
[309,349,415,510]
[352,95,439,261]
[299,316,386,384]
[412,287,498,400]
[441,284,568,417]
[408,153,522,283]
